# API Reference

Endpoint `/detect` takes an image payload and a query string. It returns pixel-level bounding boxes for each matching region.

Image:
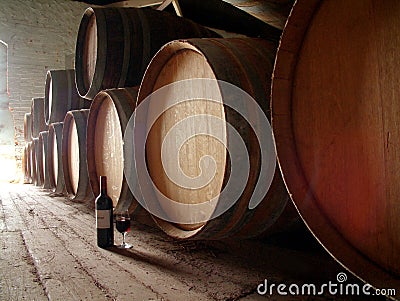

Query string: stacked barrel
[23,71,90,194]
[22,112,32,183]
[22,5,292,236]
[21,2,400,297]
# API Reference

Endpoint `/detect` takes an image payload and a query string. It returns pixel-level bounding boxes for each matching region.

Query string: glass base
[117,242,132,249]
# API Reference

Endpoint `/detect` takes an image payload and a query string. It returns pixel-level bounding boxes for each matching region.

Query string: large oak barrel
[31,97,47,139]
[75,7,220,100]
[133,38,289,239]
[271,0,400,295]
[87,87,138,212]
[24,113,32,142]
[48,122,65,194]
[31,138,41,186]
[62,109,93,201]
[44,69,90,124]
[38,131,51,189]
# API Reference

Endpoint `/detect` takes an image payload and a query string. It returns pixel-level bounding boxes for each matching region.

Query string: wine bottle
[95,176,114,248]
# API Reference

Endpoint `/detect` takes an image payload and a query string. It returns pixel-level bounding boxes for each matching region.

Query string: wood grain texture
[39,131,51,189]
[147,48,225,231]
[178,0,283,41]
[87,87,138,212]
[0,183,347,301]
[0,232,47,301]
[31,98,48,139]
[36,132,46,188]
[83,15,97,92]
[52,128,58,186]
[26,142,32,184]
[31,138,40,186]
[75,7,220,99]
[22,143,30,184]
[223,0,294,29]
[68,120,79,195]
[44,69,90,125]
[47,122,66,194]
[137,38,289,239]
[24,112,32,142]
[62,110,94,202]
[271,0,400,293]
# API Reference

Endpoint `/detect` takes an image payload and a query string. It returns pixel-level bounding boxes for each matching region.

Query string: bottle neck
[100,176,107,195]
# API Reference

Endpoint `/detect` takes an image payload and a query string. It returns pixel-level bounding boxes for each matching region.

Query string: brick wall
[1,0,90,169]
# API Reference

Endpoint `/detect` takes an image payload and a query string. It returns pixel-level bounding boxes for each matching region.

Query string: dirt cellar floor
[0,183,389,301]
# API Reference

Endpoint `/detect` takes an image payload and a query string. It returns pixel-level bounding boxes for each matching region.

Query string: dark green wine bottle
[95,176,114,248]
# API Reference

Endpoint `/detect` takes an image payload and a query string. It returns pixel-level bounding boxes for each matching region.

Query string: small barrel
[48,122,65,194]
[31,137,40,186]
[62,109,93,201]
[87,87,138,212]
[135,38,289,239]
[24,113,32,142]
[22,143,31,184]
[38,131,51,189]
[35,135,45,187]
[75,7,220,99]
[26,142,32,184]
[271,0,400,294]
[31,97,47,139]
[44,69,90,125]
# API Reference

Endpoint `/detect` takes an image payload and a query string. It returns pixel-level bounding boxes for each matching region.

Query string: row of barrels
[21,1,400,297]
[22,7,221,204]
[22,69,90,196]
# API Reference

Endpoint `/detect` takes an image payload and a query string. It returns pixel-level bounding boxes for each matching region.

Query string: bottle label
[96,209,111,229]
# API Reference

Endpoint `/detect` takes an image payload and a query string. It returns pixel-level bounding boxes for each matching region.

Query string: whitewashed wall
[0,0,89,169]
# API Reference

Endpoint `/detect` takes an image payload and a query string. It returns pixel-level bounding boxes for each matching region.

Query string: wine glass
[115,210,132,249]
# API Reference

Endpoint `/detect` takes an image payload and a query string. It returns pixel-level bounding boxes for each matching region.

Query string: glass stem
[122,232,126,245]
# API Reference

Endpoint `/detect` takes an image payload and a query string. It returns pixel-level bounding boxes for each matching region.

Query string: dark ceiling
[72,0,290,41]
[73,0,123,4]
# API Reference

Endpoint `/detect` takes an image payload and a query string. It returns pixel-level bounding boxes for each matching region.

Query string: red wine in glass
[115,210,132,249]
[116,218,130,233]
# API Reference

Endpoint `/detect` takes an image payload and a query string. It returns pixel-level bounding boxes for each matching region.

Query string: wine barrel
[62,109,94,201]
[22,143,31,184]
[271,0,400,295]
[75,7,220,100]
[31,97,47,139]
[134,38,289,239]
[87,87,138,212]
[48,122,65,194]
[31,138,40,186]
[44,69,90,124]
[38,131,51,189]
[24,113,32,142]
[35,134,45,187]
[26,142,32,184]
[22,144,27,182]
